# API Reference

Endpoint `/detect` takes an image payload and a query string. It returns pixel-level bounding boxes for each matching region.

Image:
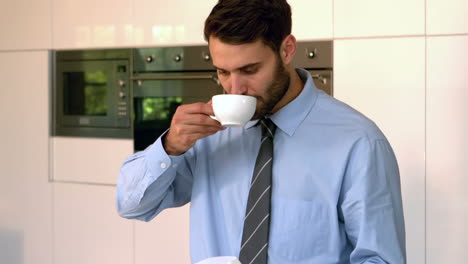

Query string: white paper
[194,256,241,264]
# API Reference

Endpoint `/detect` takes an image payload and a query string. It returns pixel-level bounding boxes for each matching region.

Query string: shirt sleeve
[116,133,194,222]
[339,135,406,263]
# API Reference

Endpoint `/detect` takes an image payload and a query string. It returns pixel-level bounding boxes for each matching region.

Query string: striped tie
[239,119,276,264]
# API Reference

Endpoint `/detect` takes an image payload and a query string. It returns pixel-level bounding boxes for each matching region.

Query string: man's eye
[242,68,257,74]
[217,70,228,76]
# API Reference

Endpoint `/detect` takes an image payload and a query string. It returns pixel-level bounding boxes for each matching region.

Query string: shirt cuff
[145,130,186,177]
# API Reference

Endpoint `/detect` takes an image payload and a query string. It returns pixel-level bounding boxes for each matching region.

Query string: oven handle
[311,74,327,85]
[132,74,325,85]
[130,75,220,86]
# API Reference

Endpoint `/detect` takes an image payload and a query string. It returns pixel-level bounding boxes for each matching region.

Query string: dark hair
[204,0,292,53]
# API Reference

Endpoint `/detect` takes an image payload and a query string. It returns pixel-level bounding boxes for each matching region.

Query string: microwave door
[57,60,121,128]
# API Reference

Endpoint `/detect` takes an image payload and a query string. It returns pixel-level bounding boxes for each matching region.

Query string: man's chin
[251,111,267,121]
[251,102,272,120]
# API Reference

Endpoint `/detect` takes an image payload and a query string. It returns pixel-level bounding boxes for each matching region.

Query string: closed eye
[239,63,261,75]
[241,67,258,74]
[217,69,229,76]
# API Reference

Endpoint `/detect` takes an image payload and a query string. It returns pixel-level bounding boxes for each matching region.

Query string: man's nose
[229,74,247,95]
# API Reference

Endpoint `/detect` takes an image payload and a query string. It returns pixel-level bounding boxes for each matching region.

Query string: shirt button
[160,163,167,169]
[172,163,178,168]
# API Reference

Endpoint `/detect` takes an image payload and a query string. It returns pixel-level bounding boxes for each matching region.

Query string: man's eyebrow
[213,62,261,72]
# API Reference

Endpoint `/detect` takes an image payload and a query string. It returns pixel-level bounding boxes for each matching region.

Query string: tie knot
[260,118,276,138]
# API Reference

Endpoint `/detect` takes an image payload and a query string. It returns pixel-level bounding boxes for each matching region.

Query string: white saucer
[194,256,241,264]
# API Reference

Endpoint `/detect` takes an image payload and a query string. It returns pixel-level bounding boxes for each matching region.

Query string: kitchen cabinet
[51,0,334,49]
[333,38,426,264]
[0,51,52,264]
[52,0,133,49]
[426,36,468,263]
[0,0,52,50]
[53,183,133,264]
[287,0,333,40]
[427,0,468,35]
[132,0,215,46]
[131,0,333,46]
[52,0,216,48]
[334,0,425,38]
[135,205,190,264]
[51,137,133,185]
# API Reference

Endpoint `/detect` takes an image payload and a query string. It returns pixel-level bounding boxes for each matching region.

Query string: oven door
[55,60,131,137]
[132,72,223,151]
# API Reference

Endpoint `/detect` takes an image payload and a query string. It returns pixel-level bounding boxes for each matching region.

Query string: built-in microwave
[53,49,132,138]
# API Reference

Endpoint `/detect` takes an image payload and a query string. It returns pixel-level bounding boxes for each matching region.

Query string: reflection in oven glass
[63,71,108,116]
[141,97,182,121]
[134,97,183,151]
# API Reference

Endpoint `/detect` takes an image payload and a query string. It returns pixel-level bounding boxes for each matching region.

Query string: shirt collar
[245,68,319,136]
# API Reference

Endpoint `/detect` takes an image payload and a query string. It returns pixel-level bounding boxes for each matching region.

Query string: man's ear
[280,34,297,65]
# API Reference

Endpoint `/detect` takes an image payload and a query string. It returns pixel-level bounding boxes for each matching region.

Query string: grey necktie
[239,119,276,264]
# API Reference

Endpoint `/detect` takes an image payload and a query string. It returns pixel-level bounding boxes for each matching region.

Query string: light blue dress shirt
[117,69,406,264]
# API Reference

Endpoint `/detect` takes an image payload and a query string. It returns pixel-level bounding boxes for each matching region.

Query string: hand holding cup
[163,102,224,156]
[163,95,256,156]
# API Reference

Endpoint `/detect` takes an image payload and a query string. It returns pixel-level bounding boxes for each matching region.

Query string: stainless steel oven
[53,49,132,138]
[131,41,333,151]
[294,41,333,95]
[131,46,223,150]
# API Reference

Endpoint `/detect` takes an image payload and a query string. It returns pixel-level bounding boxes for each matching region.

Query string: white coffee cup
[194,256,241,264]
[212,94,257,127]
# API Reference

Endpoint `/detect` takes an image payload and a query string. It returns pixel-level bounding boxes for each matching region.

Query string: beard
[252,58,291,120]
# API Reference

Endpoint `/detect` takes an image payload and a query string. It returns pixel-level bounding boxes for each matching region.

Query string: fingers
[173,112,220,128]
[173,102,220,128]
[180,102,215,117]
[163,102,224,155]
[174,130,220,147]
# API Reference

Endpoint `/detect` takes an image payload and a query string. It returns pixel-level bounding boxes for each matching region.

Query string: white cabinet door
[0,51,52,264]
[51,0,334,48]
[0,0,52,50]
[334,0,425,38]
[427,0,468,35]
[334,38,426,264]
[131,0,333,46]
[53,183,133,264]
[426,36,468,264]
[52,0,133,49]
[51,137,133,185]
[132,0,215,46]
[288,0,333,40]
[135,205,191,264]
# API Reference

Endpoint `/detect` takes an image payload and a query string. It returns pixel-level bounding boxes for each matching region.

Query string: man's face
[209,37,290,119]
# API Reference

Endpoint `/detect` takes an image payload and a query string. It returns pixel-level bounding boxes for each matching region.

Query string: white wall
[0,0,467,263]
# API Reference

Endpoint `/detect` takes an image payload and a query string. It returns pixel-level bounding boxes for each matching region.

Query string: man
[116,0,406,263]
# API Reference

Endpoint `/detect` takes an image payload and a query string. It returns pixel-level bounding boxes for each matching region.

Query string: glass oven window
[133,97,183,151]
[133,96,215,151]
[140,97,182,121]
[63,71,108,116]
